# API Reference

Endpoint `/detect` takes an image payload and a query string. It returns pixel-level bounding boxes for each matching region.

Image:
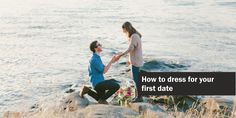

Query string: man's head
[90,40,102,53]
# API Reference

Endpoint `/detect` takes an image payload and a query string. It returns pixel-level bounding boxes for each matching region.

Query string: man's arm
[104,56,116,74]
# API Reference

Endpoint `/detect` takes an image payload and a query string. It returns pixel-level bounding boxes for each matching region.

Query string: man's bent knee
[114,83,120,91]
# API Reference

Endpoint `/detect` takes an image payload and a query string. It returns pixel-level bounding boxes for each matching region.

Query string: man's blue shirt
[88,53,105,88]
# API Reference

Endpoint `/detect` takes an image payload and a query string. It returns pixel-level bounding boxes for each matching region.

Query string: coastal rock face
[62,91,89,111]
[8,91,236,118]
[78,104,139,118]
[3,104,139,118]
[128,103,171,118]
[3,91,140,118]
[3,112,21,118]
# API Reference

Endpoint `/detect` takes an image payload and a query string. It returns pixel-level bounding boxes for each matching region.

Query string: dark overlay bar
[138,71,235,95]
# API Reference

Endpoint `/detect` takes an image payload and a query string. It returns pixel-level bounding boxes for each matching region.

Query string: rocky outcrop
[3,104,139,118]
[4,92,234,118]
[78,104,139,118]
[3,91,140,118]
[128,103,172,118]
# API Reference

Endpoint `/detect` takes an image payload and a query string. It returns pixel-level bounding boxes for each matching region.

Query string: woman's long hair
[122,22,142,38]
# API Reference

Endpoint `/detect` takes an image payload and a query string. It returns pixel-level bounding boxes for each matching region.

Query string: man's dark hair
[90,40,98,53]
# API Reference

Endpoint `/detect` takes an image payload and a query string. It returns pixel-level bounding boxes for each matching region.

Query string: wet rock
[125,68,131,72]
[30,104,39,109]
[119,62,127,65]
[64,88,75,93]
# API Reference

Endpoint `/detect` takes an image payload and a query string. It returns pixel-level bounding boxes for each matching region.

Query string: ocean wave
[141,60,190,72]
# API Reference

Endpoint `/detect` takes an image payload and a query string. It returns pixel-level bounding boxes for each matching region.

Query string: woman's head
[122,21,142,38]
[90,40,102,53]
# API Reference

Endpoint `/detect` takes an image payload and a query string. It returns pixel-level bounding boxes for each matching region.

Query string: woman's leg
[95,80,120,101]
[131,65,140,87]
[131,65,143,102]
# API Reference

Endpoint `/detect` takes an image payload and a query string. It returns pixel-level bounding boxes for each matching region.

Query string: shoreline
[3,91,236,118]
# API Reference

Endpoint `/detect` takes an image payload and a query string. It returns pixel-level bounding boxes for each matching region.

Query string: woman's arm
[116,35,138,60]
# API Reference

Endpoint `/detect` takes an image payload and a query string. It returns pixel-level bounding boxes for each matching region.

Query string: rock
[30,104,39,109]
[201,99,220,112]
[80,104,139,118]
[64,83,82,93]
[19,104,139,118]
[5,91,177,118]
[63,91,89,111]
[148,96,200,112]
[192,98,235,117]
[3,111,21,118]
[144,109,172,118]
[128,102,171,118]
[125,68,131,72]
[64,88,75,93]
[119,62,127,65]
[128,103,163,113]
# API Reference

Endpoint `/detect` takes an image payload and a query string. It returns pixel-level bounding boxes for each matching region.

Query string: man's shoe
[80,86,90,98]
[98,100,108,104]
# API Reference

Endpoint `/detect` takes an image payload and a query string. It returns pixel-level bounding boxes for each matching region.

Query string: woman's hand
[126,61,131,66]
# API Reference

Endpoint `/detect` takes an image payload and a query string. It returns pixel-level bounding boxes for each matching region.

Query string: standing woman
[116,22,144,102]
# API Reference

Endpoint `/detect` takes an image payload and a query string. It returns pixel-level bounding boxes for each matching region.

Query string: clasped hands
[111,52,122,63]
[110,52,130,65]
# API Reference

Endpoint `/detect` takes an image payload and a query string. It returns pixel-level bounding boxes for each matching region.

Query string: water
[0,0,236,116]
